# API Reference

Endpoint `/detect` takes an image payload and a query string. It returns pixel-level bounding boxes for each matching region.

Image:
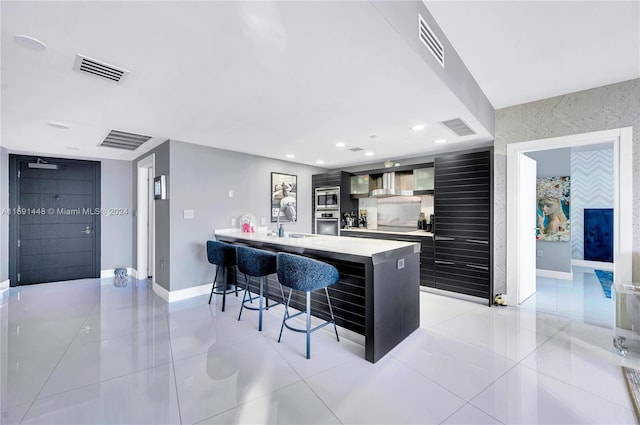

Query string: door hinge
[17,239,20,248]
[17,273,21,282]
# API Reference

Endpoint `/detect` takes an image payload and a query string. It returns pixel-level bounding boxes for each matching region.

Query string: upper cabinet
[350,175,370,197]
[413,167,434,192]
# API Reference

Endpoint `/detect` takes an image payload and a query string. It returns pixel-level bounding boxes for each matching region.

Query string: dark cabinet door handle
[435,236,455,241]
[466,264,489,271]
[465,239,488,245]
[434,260,455,265]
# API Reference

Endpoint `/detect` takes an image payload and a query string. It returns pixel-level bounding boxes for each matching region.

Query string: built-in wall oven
[315,187,340,210]
[315,210,340,236]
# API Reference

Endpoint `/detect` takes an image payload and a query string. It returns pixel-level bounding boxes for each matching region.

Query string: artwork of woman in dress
[536,176,570,241]
[271,173,297,222]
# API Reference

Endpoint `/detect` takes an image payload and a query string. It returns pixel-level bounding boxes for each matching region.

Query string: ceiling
[2,1,638,168]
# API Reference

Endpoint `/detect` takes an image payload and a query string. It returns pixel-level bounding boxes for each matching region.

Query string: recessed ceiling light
[434,139,447,144]
[316,160,325,165]
[369,135,377,139]
[285,154,295,158]
[335,142,346,148]
[47,121,70,129]
[14,34,47,51]
[365,152,374,156]
[411,124,426,131]
[66,146,80,151]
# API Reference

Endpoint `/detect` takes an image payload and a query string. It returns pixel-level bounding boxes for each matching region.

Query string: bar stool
[236,246,284,331]
[206,240,238,312]
[276,252,340,359]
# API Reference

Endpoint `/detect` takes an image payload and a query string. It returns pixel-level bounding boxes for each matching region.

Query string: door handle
[434,260,455,265]
[435,236,455,241]
[465,239,488,245]
[80,226,92,234]
[466,264,489,271]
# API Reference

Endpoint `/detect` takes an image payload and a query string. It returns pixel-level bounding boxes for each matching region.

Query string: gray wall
[526,148,572,273]
[133,141,171,290]
[494,78,640,294]
[0,147,8,282]
[132,140,326,293]
[100,159,134,271]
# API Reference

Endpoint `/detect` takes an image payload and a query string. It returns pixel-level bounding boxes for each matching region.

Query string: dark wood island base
[215,231,420,363]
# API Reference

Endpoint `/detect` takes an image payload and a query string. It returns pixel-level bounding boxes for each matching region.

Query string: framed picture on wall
[271,172,297,222]
[536,176,570,241]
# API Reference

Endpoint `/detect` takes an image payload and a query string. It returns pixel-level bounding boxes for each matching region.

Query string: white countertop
[214,229,420,259]
[341,228,434,237]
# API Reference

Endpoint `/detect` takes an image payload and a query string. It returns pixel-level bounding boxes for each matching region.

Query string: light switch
[228,189,233,198]
[183,209,194,219]
[260,217,266,225]
[397,258,405,269]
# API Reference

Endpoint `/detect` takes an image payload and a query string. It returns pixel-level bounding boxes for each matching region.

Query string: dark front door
[9,155,101,285]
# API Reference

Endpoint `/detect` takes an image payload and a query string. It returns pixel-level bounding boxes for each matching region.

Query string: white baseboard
[0,279,9,293]
[153,281,212,303]
[571,259,615,271]
[536,269,574,280]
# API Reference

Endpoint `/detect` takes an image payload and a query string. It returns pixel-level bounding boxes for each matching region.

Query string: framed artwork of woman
[271,172,297,222]
[536,176,570,241]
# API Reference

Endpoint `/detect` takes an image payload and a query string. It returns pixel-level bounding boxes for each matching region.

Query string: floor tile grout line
[165,301,184,425]
[518,359,636,412]
[16,295,101,425]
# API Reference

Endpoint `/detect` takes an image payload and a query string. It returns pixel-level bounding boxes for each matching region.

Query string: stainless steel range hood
[369,172,413,198]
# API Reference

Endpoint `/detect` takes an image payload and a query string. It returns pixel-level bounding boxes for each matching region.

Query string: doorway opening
[136,154,155,281]
[507,127,633,305]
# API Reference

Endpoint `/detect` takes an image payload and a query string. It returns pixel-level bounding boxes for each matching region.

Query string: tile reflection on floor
[0,268,636,424]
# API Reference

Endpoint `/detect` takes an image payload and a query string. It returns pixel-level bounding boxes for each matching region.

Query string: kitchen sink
[286,233,315,238]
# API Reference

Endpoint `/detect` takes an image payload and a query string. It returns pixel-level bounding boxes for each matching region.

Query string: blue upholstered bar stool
[236,246,284,331]
[276,252,340,359]
[206,240,238,312]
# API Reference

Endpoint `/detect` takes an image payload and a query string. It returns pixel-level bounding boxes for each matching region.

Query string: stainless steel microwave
[315,187,340,210]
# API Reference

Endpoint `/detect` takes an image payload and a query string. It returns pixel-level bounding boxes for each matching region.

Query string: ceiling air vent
[73,54,129,83]
[440,118,476,137]
[418,14,444,67]
[99,130,151,150]
[349,147,364,152]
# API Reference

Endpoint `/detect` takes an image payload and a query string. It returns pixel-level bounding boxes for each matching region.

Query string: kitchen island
[215,230,420,363]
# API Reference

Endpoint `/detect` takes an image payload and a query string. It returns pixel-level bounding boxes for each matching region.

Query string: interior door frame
[506,127,633,304]
[136,154,155,280]
[8,154,101,286]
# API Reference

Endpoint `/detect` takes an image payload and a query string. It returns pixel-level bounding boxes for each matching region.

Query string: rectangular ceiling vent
[418,14,444,67]
[73,54,129,83]
[440,118,477,137]
[99,130,151,150]
[349,147,364,152]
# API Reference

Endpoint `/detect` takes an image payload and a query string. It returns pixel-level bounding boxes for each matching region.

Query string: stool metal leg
[278,288,293,343]
[221,266,228,312]
[258,276,264,331]
[325,287,339,342]
[208,267,220,304]
[306,291,311,359]
[238,273,250,321]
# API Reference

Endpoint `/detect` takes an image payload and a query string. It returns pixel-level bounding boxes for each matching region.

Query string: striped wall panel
[571,149,614,259]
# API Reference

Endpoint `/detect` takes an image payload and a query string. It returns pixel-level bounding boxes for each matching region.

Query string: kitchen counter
[341,228,433,237]
[215,229,420,363]
[215,229,419,264]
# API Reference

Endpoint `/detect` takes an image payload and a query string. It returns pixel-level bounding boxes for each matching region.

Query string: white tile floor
[1,267,638,424]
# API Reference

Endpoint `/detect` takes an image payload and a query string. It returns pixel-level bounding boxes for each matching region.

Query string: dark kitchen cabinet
[312,171,358,232]
[340,230,434,287]
[434,149,493,305]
